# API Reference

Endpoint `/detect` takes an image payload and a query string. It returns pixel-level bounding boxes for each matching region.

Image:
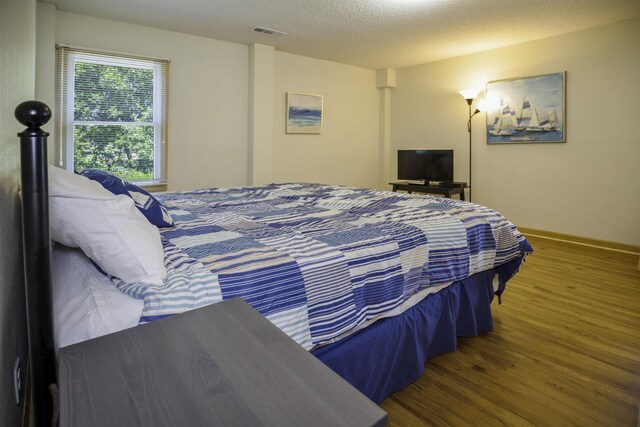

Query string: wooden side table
[58,298,387,427]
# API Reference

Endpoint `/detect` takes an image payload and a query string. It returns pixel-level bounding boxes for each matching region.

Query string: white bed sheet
[52,244,144,349]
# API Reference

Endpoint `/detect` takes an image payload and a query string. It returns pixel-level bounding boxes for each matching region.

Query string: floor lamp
[458,89,484,202]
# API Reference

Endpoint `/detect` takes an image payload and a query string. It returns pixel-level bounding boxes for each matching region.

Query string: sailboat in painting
[543,109,560,131]
[489,96,516,136]
[525,107,543,132]
[491,115,500,130]
[515,97,532,131]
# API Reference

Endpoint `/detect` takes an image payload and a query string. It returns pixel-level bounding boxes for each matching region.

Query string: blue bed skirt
[312,256,524,404]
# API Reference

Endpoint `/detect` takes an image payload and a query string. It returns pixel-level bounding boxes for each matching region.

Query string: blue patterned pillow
[78,169,174,228]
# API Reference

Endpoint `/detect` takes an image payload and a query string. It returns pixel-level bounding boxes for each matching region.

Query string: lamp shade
[458,88,482,101]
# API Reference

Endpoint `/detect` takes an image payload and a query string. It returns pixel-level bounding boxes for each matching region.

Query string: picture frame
[486,72,565,144]
[286,92,323,134]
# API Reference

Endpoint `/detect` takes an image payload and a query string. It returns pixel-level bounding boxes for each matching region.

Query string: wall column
[248,43,275,185]
[376,68,396,190]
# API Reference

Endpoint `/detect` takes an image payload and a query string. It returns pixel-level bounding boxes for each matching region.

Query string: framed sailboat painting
[485,72,565,144]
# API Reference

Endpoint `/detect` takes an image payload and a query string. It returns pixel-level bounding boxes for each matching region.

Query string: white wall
[273,52,380,189]
[35,9,638,244]
[391,19,640,246]
[0,1,34,423]
[37,10,383,191]
[39,10,250,191]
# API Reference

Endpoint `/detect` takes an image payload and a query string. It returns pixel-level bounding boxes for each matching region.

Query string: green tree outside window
[73,62,155,182]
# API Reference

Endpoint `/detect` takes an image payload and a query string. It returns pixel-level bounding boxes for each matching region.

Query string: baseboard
[518,227,640,255]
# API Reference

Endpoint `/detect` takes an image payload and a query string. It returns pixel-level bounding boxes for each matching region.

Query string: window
[56,46,168,186]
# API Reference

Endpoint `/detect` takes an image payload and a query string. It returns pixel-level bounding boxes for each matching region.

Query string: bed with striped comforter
[112,183,532,350]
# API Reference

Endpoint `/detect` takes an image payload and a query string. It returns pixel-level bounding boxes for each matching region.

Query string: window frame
[56,45,169,187]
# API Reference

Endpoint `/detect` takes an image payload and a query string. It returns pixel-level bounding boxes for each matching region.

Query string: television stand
[390,182,469,200]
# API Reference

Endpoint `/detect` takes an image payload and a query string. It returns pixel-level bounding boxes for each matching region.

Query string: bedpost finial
[15,101,51,129]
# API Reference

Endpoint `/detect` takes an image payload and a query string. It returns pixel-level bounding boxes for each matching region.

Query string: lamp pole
[459,88,483,203]
[463,98,480,202]
[466,101,473,202]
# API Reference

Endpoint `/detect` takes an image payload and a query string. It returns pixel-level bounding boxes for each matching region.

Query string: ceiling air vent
[251,26,288,37]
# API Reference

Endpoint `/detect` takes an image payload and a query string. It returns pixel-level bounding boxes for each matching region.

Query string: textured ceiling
[47,0,640,69]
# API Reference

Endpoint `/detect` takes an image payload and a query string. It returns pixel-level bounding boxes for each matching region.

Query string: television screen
[397,150,454,182]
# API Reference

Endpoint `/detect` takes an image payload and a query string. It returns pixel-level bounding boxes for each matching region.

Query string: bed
[159,184,531,403]
[16,101,532,424]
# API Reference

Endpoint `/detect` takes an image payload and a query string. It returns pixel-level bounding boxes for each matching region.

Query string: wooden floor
[380,236,640,426]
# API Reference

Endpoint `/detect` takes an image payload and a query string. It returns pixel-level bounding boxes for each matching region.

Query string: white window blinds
[56,45,169,185]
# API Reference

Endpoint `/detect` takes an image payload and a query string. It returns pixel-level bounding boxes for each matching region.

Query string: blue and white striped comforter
[113,183,532,350]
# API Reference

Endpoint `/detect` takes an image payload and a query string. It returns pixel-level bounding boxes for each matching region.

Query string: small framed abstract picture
[286,92,323,134]
[486,72,566,144]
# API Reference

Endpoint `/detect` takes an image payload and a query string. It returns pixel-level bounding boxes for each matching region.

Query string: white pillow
[48,166,166,284]
[52,245,144,349]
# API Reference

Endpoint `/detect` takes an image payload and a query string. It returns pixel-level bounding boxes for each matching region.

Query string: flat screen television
[397,150,454,183]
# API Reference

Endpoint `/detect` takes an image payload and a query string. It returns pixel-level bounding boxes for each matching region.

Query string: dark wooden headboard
[15,101,56,426]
